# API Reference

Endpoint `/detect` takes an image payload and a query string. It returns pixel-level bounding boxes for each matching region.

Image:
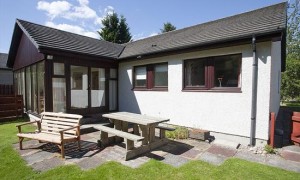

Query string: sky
[0,0,286,53]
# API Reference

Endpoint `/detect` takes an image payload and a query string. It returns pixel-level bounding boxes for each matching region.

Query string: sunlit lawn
[0,118,299,179]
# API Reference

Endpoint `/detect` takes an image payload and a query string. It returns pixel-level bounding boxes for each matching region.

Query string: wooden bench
[94,125,144,151]
[16,112,82,158]
[156,125,175,138]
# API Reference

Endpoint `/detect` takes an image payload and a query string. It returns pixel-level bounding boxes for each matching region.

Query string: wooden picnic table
[101,112,170,160]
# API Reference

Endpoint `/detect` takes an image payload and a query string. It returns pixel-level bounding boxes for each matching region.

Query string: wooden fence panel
[0,84,14,95]
[0,95,23,120]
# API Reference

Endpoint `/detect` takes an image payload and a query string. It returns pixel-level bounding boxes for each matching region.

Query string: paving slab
[198,151,227,166]
[31,156,64,172]
[266,155,300,173]
[161,153,190,167]
[181,148,202,159]
[120,156,150,168]
[207,145,237,157]
[281,145,300,162]
[235,151,267,164]
[23,150,57,165]
[77,156,107,170]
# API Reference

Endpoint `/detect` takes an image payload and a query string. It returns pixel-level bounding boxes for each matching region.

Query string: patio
[13,127,300,173]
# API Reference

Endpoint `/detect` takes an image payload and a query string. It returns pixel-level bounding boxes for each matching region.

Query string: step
[281,145,300,162]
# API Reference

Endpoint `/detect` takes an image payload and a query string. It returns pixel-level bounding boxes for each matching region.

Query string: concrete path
[13,129,300,173]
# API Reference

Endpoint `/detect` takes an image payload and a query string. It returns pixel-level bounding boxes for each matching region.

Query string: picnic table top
[102,112,169,126]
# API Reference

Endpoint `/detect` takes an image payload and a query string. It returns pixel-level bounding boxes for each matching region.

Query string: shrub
[166,126,189,139]
[264,145,276,154]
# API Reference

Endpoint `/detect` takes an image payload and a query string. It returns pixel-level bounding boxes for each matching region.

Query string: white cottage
[8,3,286,146]
[117,3,286,145]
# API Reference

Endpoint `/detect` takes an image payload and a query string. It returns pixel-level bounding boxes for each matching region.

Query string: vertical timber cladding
[13,33,44,70]
[49,54,118,114]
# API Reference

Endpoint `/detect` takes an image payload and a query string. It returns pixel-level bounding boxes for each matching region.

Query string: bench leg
[133,124,140,135]
[60,142,65,159]
[19,137,24,150]
[126,139,134,150]
[77,139,81,150]
[160,129,166,139]
[100,131,109,146]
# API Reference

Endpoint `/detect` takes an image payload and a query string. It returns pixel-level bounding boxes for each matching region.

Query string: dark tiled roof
[119,2,286,59]
[0,53,10,69]
[17,19,125,59]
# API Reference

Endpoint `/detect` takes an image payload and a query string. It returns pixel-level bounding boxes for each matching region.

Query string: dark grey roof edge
[16,19,125,50]
[119,2,287,60]
[126,2,287,46]
[119,30,285,61]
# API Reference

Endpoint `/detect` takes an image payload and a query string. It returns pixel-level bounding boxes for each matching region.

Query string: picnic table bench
[16,112,82,158]
[100,112,173,160]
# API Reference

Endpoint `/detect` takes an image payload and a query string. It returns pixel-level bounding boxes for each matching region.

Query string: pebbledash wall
[119,40,281,144]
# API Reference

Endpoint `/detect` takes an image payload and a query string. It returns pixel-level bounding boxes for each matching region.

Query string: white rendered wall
[119,42,275,141]
[269,41,281,115]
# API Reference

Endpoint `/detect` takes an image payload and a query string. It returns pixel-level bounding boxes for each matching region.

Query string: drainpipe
[250,35,258,146]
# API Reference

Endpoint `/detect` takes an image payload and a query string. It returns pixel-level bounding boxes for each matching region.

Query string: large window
[184,54,241,91]
[133,63,168,90]
[71,66,88,109]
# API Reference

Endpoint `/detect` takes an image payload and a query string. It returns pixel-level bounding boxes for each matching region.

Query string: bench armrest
[59,125,81,140]
[59,125,80,133]
[16,121,41,133]
[16,121,40,127]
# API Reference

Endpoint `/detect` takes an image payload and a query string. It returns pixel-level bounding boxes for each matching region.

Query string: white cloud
[37,1,71,20]
[45,21,99,39]
[37,0,117,39]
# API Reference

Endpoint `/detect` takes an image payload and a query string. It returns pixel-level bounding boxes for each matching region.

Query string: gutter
[250,35,258,146]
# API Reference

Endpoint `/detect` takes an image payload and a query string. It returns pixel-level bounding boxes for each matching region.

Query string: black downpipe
[250,35,258,146]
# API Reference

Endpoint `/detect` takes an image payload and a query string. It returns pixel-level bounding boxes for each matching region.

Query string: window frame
[133,62,168,91]
[183,54,242,92]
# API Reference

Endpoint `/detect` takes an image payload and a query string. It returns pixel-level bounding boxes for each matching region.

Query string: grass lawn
[1,119,300,179]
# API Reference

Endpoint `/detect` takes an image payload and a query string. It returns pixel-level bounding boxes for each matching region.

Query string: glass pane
[110,69,117,78]
[53,63,64,75]
[91,68,105,107]
[71,66,88,108]
[214,54,241,87]
[185,59,205,87]
[53,78,66,112]
[37,61,45,113]
[109,80,117,111]
[135,66,146,87]
[32,65,38,112]
[154,64,168,87]
[25,67,31,111]
[21,69,25,104]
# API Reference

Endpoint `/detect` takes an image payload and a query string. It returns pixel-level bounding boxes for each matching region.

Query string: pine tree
[98,12,132,44]
[160,22,176,33]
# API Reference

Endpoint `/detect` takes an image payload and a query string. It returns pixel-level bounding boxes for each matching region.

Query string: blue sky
[0,0,285,53]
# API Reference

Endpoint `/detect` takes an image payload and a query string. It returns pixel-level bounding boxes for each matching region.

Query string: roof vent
[151,44,157,47]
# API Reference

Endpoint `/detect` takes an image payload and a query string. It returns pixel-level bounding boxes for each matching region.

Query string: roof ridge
[16,19,125,48]
[128,2,286,44]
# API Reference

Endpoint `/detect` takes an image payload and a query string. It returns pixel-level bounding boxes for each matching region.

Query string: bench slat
[41,126,77,135]
[41,112,82,119]
[41,131,78,138]
[18,132,77,144]
[94,125,144,142]
[42,116,79,124]
[42,122,76,130]
[42,119,78,126]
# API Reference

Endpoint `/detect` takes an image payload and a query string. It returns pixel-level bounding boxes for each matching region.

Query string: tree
[281,0,300,101]
[98,12,132,44]
[160,22,176,33]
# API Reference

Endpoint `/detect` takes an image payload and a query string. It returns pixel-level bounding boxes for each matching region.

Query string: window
[133,63,168,90]
[53,63,64,75]
[135,66,147,87]
[184,54,241,91]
